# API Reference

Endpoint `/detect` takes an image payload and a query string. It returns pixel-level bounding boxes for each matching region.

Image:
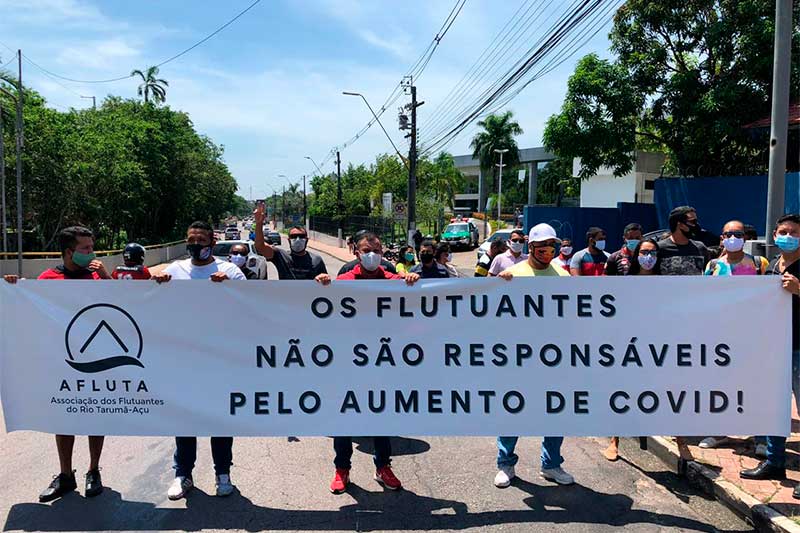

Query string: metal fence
[309,215,402,245]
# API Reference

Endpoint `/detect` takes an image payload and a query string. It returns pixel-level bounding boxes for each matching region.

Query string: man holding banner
[3,226,109,502]
[323,231,420,494]
[153,221,245,500]
[494,223,574,488]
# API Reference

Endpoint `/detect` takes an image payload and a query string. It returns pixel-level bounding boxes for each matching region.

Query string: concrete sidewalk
[634,403,800,532]
[306,232,354,263]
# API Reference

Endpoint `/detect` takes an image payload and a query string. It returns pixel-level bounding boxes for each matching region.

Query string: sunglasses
[639,250,658,257]
[509,238,525,243]
[229,251,248,256]
[289,236,307,241]
[722,231,744,238]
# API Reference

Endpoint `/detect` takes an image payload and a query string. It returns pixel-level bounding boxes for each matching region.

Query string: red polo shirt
[38,265,101,280]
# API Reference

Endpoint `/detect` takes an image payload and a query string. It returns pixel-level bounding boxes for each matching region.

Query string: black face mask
[187,243,212,261]
[420,252,434,264]
[682,222,700,238]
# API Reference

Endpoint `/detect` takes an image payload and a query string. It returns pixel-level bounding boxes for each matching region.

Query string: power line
[3,0,262,85]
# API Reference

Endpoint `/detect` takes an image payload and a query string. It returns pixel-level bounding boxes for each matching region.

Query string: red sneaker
[374,466,402,490]
[330,468,350,494]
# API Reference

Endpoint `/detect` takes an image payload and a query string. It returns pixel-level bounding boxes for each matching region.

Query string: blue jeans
[764,350,800,468]
[497,436,564,470]
[173,437,233,478]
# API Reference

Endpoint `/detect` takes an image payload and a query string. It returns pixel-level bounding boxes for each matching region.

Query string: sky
[0,0,617,198]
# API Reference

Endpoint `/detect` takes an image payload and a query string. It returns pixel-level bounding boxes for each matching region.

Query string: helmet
[123,243,146,264]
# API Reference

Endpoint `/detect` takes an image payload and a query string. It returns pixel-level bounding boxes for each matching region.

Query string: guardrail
[0,240,187,278]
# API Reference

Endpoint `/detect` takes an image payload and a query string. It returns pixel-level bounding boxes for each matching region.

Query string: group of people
[3,204,799,503]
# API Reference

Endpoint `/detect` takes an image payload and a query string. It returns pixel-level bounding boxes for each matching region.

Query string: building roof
[453,146,555,168]
[743,102,800,129]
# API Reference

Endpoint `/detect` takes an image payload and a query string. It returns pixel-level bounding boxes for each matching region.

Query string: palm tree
[470,111,523,201]
[131,66,169,104]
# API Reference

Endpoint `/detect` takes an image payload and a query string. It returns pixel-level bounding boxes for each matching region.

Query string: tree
[543,54,644,180]
[544,0,800,177]
[131,66,169,104]
[470,112,523,197]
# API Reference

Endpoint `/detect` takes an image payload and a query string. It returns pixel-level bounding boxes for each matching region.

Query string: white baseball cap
[528,223,561,244]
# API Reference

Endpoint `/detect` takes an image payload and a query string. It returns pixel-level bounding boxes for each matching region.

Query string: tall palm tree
[470,111,523,201]
[131,66,169,104]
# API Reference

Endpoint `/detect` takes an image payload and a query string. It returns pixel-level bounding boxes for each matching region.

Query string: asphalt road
[0,244,754,532]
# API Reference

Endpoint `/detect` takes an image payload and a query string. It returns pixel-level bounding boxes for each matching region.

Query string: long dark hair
[397,245,416,266]
[629,238,661,275]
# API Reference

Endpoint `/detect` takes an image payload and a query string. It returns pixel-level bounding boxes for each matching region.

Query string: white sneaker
[755,443,768,458]
[215,474,234,497]
[493,466,515,488]
[167,476,193,500]
[699,436,728,449]
[540,467,574,485]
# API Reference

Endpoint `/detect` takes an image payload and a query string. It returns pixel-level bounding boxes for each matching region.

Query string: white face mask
[594,240,606,251]
[229,254,247,267]
[290,237,308,253]
[360,251,381,271]
[560,246,573,256]
[722,236,744,252]
[508,241,524,254]
[447,253,453,263]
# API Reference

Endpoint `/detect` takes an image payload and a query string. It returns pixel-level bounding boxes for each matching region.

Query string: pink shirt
[488,249,528,276]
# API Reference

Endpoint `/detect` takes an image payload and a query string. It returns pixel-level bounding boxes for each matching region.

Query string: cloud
[55,38,141,70]
[357,29,413,59]
[0,0,118,29]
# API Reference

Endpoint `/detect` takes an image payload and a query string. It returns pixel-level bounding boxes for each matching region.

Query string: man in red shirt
[316,232,419,494]
[111,243,151,280]
[3,226,110,502]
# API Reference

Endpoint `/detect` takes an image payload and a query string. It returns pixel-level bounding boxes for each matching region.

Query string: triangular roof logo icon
[79,320,129,355]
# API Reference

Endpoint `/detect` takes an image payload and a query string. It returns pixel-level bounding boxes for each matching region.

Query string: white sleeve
[488,257,504,276]
[222,262,247,280]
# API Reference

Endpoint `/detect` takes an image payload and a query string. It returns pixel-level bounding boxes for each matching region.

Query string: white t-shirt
[164,258,246,280]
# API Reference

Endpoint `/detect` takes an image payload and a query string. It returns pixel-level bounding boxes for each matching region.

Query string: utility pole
[494,148,509,222]
[282,185,286,229]
[0,99,7,253]
[765,0,793,257]
[302,174,307,229]
[402,77,423,245]
[15,50,23,276]
[336,150,343,246]
[81,95,96,110]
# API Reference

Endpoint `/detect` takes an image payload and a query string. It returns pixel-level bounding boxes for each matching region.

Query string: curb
[306,239,352,263]
[632,437,800,533]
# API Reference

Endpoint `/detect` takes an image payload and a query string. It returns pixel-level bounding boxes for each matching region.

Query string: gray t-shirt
[269,249,327,280]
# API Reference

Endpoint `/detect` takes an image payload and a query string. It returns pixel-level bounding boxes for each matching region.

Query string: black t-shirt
[409,262,450,278]
[767,257,800,351]
[605,249,633,276]
[656,238,710,276]
[240,266,260,280]
[269,249,327,280]
[338,258,397,276]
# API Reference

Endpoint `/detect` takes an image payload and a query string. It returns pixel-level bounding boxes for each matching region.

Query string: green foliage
[544,0,800,177]
[0,86,237,250]
[543,54,643,179]
[470,111,523,194]
[537,158,581,205]
[131,66,169,104]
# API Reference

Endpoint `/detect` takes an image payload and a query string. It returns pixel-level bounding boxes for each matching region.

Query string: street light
[342,91,409,168]
[304,156,324,177]
[494,149,509,222]
[80,95,96,110]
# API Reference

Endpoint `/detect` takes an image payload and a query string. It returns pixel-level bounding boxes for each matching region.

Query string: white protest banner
[0,277,792,437]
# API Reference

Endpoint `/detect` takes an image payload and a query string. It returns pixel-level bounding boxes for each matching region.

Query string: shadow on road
[4,478,733,532]
[352,437,431,457]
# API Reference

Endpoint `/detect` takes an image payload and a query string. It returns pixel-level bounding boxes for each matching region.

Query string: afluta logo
[64,304,144,373]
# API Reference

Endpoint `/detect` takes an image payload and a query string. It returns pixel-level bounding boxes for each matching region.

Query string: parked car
[477,229,527,260]
[266,231,281,246]
[212,241,268,279]
[441,222,480,250]
[225,227,241,240]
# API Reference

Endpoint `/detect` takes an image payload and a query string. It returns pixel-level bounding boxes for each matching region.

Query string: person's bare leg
[56,435,75,474]
[88,436,105,471]
[603,437,619,461]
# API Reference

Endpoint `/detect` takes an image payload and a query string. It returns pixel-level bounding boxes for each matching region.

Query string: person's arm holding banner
[3,275,19,284]
[252,201,275,260]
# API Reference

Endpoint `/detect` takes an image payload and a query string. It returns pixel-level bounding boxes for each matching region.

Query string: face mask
[187,243,212,261]
[508,241,524,254]
[72,250,96,268]
[404,252,415,262]
[722,236,744,252]
[533,245,555,265]
[420,252,434,264]
[625,239,640,252]
[638,254,657,271]
[360,251,381,271]
[594,240,606,251]
[560,246,573,256]
[229,254,247,267]
[776,234,800,253]
[290,237,308,253]
[447,253,453,263]
[682,222,700,238]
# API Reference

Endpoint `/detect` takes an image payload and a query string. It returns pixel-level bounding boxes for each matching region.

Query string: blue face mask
[775,234,800,253]
[626,239,641,252]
